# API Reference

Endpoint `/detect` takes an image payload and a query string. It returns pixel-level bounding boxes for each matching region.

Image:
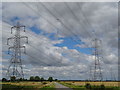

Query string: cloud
[1,2,118,80]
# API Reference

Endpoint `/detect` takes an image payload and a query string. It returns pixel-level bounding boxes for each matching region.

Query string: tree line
[2,76,58,82]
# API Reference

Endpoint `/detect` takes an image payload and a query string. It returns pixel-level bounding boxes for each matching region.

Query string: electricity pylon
[92,38,103,81]
[7,22,28,79]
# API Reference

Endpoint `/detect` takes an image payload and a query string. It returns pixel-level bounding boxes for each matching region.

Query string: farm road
[54,82,73,90]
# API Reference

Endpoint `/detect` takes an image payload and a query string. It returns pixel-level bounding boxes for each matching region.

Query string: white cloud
[1,2,118,80]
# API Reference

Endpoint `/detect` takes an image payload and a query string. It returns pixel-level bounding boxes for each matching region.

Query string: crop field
[1,81,55,90]
[60,81,119,87]
[59,81,120,90]
[1,81,120,90]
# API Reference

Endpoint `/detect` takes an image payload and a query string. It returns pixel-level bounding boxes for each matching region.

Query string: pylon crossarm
[20,46,26,54]
[19,25,25,32]
[8,46,14,54]
[11,26,17,34]
[20,36,28,43]
[7,37,14,45]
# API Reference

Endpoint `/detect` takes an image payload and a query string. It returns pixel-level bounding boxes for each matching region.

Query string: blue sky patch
[10,17,20,23]
[54,37,92,55]
[30,26,42,34]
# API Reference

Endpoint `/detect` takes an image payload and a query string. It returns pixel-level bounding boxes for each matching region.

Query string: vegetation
[1,81,55,90]
[34,76,40,81]
[1,77,120,90]
[59,81,120,90]
[2,78,7,82]
[48,77,53,82]
[1,76,56,82]
[85,83,91,89]
[10,76,16,82]
[29,76,35,81]
[40,77,45,82]
[40,83,55,90]
[2,84,36,90]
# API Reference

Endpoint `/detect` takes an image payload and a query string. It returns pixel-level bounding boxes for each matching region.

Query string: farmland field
[60,81,119,86]
[59,81,120,90]
[0,81,120,90]
[1,81,55,90]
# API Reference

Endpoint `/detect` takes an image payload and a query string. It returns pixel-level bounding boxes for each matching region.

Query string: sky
[0,1,118,80]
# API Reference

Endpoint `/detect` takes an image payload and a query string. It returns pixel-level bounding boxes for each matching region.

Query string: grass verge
[1,81,56,90]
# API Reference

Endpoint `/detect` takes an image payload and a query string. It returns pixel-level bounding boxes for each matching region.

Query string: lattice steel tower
[7,22,28,79]
[92,38,103,81]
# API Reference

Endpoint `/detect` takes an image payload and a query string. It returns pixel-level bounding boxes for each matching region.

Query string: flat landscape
[1,81,120,90]
[60,81,119,86]
[1,1,119,90]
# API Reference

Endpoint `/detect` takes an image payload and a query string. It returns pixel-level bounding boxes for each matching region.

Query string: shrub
[40,77,44,82]
[85,83,91,89]
[100,84,105,89]
[2,78,7,82]
[10,76,16,81]
[34,76,40,81]
[42,82,47,84]
[48,77,53,82]
[29,76,35,81]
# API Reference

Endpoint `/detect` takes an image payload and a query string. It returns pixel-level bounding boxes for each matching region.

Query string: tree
[40,77,44,82]
[30,76,34,81]
[10,76,16,81]
[19,78,23,81]
[34,76,40,81]
[48,77,53,82]
[55,79,58,81]
[2,78,7,82]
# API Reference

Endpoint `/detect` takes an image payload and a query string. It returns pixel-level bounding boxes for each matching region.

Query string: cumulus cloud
[1,2,118,80]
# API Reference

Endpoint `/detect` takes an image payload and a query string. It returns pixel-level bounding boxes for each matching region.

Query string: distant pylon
[6,22,28,79]
[92,38,103,81]
[89,65,93,81]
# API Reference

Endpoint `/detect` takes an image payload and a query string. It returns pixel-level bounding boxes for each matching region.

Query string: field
[0,81,120,90]
[1,81,55,90]
[60,81,119,86]
[59,81,120,90]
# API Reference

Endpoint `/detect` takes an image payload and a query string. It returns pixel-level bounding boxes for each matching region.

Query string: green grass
[40,85,55,90]
[1,84,36,90]
[59,82,85,90]
[1,82,56,90]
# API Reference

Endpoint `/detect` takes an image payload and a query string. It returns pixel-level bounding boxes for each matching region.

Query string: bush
[2,78,7,82]
[29,76,35,81]
[48,77,53,82]
[55,79,58,81]
[42,82,47,84]
[34,76,40,81]
[100,84,105,89]
[40,77,45,82]
[57,80,60,82]
[85,83,91,89]
[10,76,16,81]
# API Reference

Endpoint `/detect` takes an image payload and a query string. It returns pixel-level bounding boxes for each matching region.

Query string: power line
[64,2,93,39]
[37,2,93,53]
[22,2,59,30]
[76,3,97,38]
[37,2,83,45]
[22,2,80,45]
[24,32,64,66]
